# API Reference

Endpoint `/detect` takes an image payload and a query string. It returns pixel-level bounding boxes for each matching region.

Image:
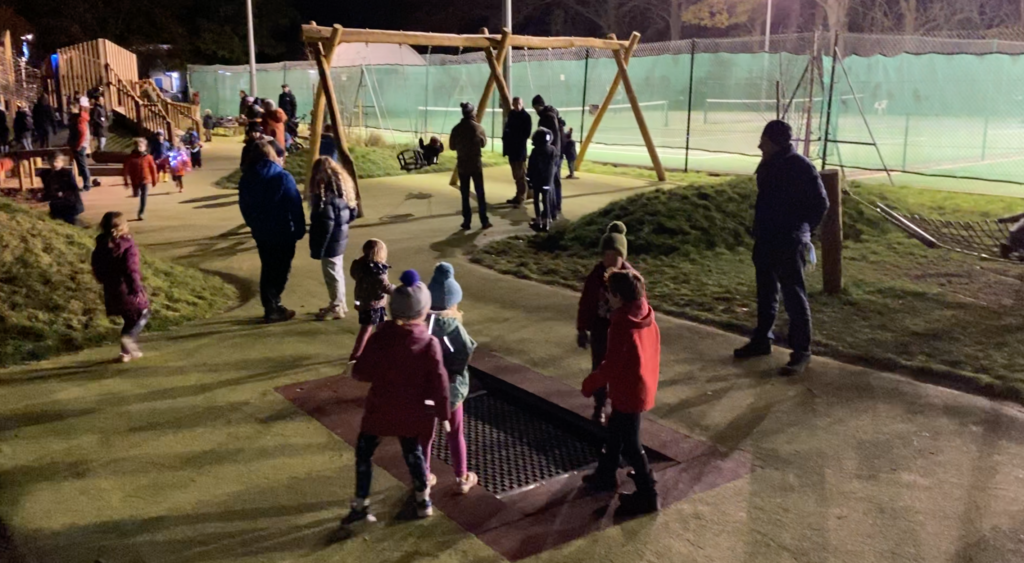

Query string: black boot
[733,339,772,359]
[616,489,659,517]
[581,470,618,492]
[779,353,811,376]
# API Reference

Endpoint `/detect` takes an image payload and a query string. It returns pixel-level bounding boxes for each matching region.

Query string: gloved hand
[576,330,589,350]
[442,420,451,433]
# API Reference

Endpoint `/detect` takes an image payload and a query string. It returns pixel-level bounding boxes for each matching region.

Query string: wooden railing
[107,70,173,138]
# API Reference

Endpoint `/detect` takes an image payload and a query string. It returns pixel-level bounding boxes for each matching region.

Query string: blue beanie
[428,262,463,311]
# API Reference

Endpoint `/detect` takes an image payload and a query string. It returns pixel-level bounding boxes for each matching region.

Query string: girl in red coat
[345,270,450,525]
[581,269,661,516]
[91,211,151,363]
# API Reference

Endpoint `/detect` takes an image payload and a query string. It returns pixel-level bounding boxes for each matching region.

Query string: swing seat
[397,149,428,172]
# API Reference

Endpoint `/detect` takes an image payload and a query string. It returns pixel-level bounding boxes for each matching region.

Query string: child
[41,154,84,225]
[526,127,558,233]
[577,221,635,424]
[185,127,203,169]
[169,140,192,193]
[309,157,358,321]
[348,239,395,363]
[202,109,215,143]
[422,262,479,494]
[997,212,1024,259]
[418,136,445,165]
[345,270,451,524]
[149,131,171,183]
[563,127,578,179]
[91,211,151,363]
[580,269,661,516]
[122,138,158,220]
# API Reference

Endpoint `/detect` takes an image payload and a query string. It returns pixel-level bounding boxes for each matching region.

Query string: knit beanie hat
[599,221,628,259]
[532,94,545,107]
[428,262,463,312]
[461,102,475,118]
[390,270,431,321]
[762,119,793,149]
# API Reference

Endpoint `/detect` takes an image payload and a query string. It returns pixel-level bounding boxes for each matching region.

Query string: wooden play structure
[300,23,666,200]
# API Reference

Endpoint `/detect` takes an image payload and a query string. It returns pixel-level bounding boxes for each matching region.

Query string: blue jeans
[136,184,150,218]
[74,147,91,190]
[552,155,563,217]
[753,243,812,358]
[459,170,488,227]
[355,432,429,499]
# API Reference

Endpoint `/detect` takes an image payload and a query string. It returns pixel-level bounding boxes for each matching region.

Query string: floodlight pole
[503,0,512,98]
[245,0,257,96]
[764,0,773,51]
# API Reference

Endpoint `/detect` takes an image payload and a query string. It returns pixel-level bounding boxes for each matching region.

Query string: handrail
[104,64,199,137]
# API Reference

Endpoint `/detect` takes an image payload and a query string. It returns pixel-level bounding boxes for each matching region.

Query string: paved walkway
[3,140,1024,563]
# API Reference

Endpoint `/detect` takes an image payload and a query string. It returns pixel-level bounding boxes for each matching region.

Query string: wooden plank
[484,29,513,114]
[611,32,664,181]
[315,32,363,219]
[301,25,628,51]
[577,33,640,166]
[306,22,341,192]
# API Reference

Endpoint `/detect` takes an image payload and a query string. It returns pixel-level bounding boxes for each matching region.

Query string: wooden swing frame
[300,23,666,197]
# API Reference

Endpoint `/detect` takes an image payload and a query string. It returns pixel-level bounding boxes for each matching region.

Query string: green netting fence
[188,32,1024,187]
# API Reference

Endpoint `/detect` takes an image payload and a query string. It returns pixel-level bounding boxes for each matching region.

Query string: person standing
[532,95,565,217]
[278,84,297,121]
[502,96,532,207]
[563,126,578,179]
[202,109,215,142]
[308,156,358,321]
[67,105,91,191]
[238,140,306,323]
[14,104,32,151]
[90,97,108,152]
[122,138,158,219]
[91,211,150,364]
[238,90,249,118]
[733,120,828,376]
[261,99,288,152]
[526,127,558,232]
[0,105,10,153]
[32,95,56,149]
[449,102,490,231]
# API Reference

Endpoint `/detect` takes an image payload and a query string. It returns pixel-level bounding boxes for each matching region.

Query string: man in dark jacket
[90,97,108,152]
[239,90,249,118]
[238,140,306,323]
[449,102,491,231]
[240,123,284,170]
[734,120,828,376]
[32,96,56,148]
[532,95,565,218]
[278,84,298,121]
[503,96,532,207]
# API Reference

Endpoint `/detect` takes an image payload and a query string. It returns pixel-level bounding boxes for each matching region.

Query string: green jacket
[428,313,477,408]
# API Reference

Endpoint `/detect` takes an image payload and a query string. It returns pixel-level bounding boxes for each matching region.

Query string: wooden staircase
[107,69,199,138]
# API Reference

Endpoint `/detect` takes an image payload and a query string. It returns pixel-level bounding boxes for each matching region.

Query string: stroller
[285,114,305,154]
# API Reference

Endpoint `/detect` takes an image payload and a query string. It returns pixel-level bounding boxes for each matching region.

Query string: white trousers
[321,255,346,309]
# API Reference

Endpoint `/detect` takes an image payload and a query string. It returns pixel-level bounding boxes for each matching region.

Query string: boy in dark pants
[577,221,634,423]
[581,269,661,516]
[526,127,558,232]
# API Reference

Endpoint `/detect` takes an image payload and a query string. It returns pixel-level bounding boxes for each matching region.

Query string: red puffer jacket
[581,298,661,414]
[352,321,450,437]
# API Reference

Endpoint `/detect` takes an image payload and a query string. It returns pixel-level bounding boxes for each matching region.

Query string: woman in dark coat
[41,154,84,224]
[91,211,151,363]
[308,156,358,320]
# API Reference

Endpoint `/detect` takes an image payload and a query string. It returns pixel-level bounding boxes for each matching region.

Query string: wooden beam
[306,23,340,193]
[612,33,664,181]
[314,33,364,218]
[820,169,843,294]
[577,33,640,166]
[300,25,628,51]
[484,29,513,114]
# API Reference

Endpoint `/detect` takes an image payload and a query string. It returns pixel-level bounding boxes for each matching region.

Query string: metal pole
[901,114,910,170]
[580,48,589,140]
[684,39,696,172]
[764,0,773,52]
[821,31,839,170]
[503,0,512,96]
[245,0,257,96]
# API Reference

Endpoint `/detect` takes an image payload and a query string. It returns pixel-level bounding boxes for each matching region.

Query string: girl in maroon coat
[91,211,150,363]
[344,270,450,526]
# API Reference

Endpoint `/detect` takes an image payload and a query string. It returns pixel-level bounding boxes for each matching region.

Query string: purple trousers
[422,404,467,479]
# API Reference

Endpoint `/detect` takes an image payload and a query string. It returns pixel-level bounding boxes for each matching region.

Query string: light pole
[245,0,257,96]
[503,0,512,104]
[764,0,773,52]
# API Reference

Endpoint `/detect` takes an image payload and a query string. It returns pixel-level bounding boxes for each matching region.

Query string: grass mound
[0,199,238,366]
[473,173,1024,401]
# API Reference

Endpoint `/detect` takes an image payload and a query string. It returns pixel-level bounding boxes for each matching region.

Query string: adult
[238,140,306,323]
[244,97,263,122]
[90,96,108,152]
[13,104,32,151]
[308,156,358,321]
[261,99,287,149]
[278,84,297,121]
[502,96,532,207]
[41,154,84,225]
[67,105,91,191]
[240,122,284,170]
[733,120,828,376]
[239,90,249,118]
[32,95,56,149]
[0,105,10,153]
[448,102,490,231]
[532,95,565,217]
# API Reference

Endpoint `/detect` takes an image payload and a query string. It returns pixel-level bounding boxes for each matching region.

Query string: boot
[733,339,772,359]
[341,498,377,526]
[779,353,811,376]
[581,470,618,492]
[615,489,660,517]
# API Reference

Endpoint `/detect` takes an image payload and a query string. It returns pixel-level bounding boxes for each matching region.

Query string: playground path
[3,140,1024,563]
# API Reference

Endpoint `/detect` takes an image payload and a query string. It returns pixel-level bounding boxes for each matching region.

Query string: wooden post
[577,33,640,167]
[306,21,341,191]
[314,32,363,218]
[611,33,665,181]
[484,29,513,114]
[820,169,843,294]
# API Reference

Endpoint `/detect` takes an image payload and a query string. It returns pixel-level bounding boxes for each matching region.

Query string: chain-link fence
[189,32,1024,186]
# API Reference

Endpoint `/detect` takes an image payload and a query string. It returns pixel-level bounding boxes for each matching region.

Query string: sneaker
[427,473,437,488]
[779,354,811,376]
[615,490,660,517]
[264,308,296,324]
[460,223,471,231]
[341,499,377,526]
[480,223,493,230]
[137,215,144,221]
[315,306,344,321]
[456,472,478,495]
[119,353,132,363]
[505,198,521,206]
[733,340,772,359]
[581,471,618,492]
[415,488,433,518]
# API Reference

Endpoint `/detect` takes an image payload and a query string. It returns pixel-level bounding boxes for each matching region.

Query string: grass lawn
[0,199,238,367]
[215,144,508,190]
[472,165,1024,402]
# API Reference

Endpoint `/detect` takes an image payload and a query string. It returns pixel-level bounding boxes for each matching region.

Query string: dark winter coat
[428,312,477,408]
[91,234,149,317]
[418,138,444,165]
[319,134,339,161]
[502,108,532,162]
[41,167,84,219]
[278,91,298,120]
[32,101,56,134]
[753,145,829,256]
[239,97,249,117]
[148,136,169,161]
[581,298,661,414]
[577,260,636,332]
[526,127,558,192]
[0,109,9,143]
[350,257,394,311]
[13,109,31,140]
[562,129,577,161]
[239,137,284,169]
[203,114,215,130]
[308,191,356,260]
[89,105,107,138]
[238,158,306,243]
[352,321,451,437]
[535,105,564,154]
[449,117,487,174]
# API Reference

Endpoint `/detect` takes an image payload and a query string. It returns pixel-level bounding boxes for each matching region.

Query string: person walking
[148,130,171,183]
[261,99,288,150]
[238,140,306,323]
[91,211,151,364]
[122,138,158,219]
[532,95,565,217]
[14,104,33,151]
[308,156,358,321]
[449,102,490,231]
[90,97,108,152]
[502,96,532,207]
[733,120,828,376]
[32,95,56,149]
[67,105,91,191]
[41,154,84,225]
[203,109,215,142]
[278,84,297,121]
